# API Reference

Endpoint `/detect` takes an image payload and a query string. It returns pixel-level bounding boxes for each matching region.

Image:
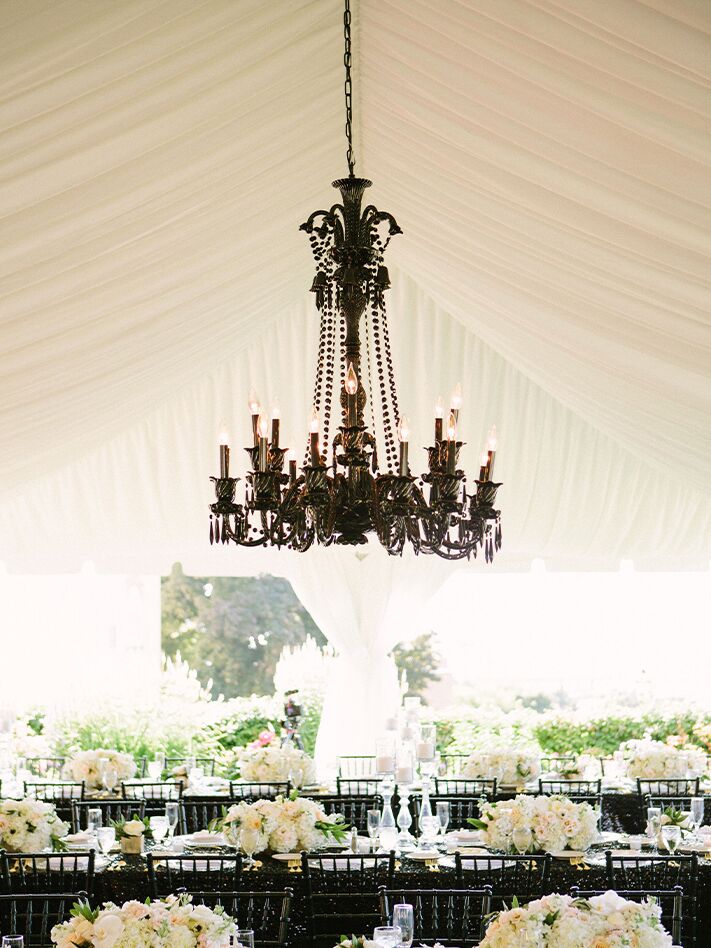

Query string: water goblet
[367,809,381,851]
[373,926,401,948]
[392,904,414,948]
[235,930,254,948]
[103,766,118,794]
[512,826,533,855]
[87,807,103,833]
[661,824,681,854]
[96,827,116,855]
[691,798,704,833]
[165,802,180,838]
[2,936,24,948]
[150,816,169,844]
[436,801,450,837]
[420,816,439,848]
[147,756,163,780]
[647,807,661,851]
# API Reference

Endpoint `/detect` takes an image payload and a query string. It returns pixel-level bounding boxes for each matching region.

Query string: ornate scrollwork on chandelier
[209,0,502,560]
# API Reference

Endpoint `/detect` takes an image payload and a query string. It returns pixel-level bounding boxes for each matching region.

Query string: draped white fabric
[1,0,710,568]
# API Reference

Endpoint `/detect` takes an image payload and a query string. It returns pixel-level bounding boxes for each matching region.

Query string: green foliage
[391,633,440,700]
[161,565,327,699]
[532,713,709,755]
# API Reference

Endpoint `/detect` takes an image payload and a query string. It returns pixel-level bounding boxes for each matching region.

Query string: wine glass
[147,756,163,780]
[236,930,254,948]
[392,904,414,948]
[661,824,681,854]
[512,826,532,854]
[150,816,169,844]
[647,807,661,850]
[691,798,704,833]
[165,802,180,839]
[96,827,116,855]
[436,801,450,837]
[2,936,24,948]
[103,766,118,794]
[373,926,401,948]
[87,808,103,833]
[367,809,381,851]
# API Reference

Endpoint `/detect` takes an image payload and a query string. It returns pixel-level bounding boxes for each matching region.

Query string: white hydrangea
[618,739,706,779]
[480,891,672,947]
[237,744,317,788]
[0,798,69,853]
[221,794,345,854]
[463,746,541,785]
[475,794,598,853]
[51,894,237,948]
[64,749,136,790]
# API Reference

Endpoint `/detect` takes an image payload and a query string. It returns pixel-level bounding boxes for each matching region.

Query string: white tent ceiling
[1,0,710,572]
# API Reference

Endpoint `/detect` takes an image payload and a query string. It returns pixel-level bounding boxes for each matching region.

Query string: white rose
[92,914,124,948]
[122,819,145,837]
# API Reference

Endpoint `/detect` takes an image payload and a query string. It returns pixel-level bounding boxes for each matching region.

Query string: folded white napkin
[187,831,227,846]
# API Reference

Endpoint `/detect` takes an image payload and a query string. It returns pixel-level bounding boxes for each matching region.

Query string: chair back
[180,797,239,835]
[304,888,382,947]
[538,779,601,796]
[121,780,183,800]
[438,754,468,777]
[379,886,492,946]
[146,853,242,897]
[24,781,84,802]
[165,756,217,776]
[185,888,292,948]
[335,777,381,796]
[302,852,395,892]
[433,778,497,798]
[645,792,707,821]
[23,758,66,780]
[637,777,700,796]
[606,851,698,945]
[0,891,87,946]
[454,852,551,910]
[540,754,578,774]
[337,756,376,778]
[228,781,291,800]
[0,852,96,897]
[316,794,383,833]
[570,885,684,945]
[70,800,146,832]
[412,795,481,833]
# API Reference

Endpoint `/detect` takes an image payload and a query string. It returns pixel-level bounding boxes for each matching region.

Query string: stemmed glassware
[436,801,450,838]
[147,755,164,780]
[87,808,102,833]
[661,824,681,854]
[392,904,414,948]
[150,816,169,844]
[647,807,661,853]
[367,809,381,851]
[96,827,116,855]
[165,802,180,840]
[512,826,532,855]
[691,798,704,834]
[373,926,401,948]
[2,936,24,948]
[235,930,254,948]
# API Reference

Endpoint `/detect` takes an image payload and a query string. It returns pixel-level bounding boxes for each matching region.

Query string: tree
[161,564,327,698]
[390,633,441,700]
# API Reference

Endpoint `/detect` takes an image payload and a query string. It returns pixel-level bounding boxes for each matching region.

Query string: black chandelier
[209,0,502,560]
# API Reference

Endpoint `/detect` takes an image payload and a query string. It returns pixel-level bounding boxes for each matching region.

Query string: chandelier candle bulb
[451,382,462,422]
[446,412,457,474]
[309,409,320,466]
[287,448,297,485]
[271,403,280,448]
[398,416,410,476]
[248,391,261,447]
[345,362,358,426]
[434,396,444,442]
[219,429,230,479]
[479,450,489,482]
[257,414,269,471]
[487,425,497,479]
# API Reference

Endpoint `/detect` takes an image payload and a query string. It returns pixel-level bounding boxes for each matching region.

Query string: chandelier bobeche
[209,1,502,560]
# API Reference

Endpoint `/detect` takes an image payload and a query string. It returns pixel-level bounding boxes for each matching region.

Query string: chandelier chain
[343,0,355,176]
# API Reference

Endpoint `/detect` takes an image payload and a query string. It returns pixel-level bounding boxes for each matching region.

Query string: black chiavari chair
[637,778,700,797]
[540,754,578,774]
[302,851,396,892]
[433,777,497,798]
[539,778,601,797]
[135,757,148,778]
[165,756,217,776]
[337,756,376,778]
[24,758,66,780]
[303,888,382,948]
[24,781,84,802]
[316,794,383,833]
[121,780,182,819]
[454,852,551,911]
[379,886,492,947]
[645,793,707,821]
[438,754,468,777]
[146,853,242,897]
[0,851,96,897]
[185,888,292,948]
[0,891,87,946]
[570,885,684,946]
[412,795,481,834]
[335,777,381,796]
[606,851,699,945]
[70,799,146,832]
[180,797,236,835]
[228,781,291,800]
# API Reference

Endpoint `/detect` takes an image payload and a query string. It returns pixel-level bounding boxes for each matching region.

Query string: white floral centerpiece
[480,890,672,947]
[618,738,706,780]
[541,754,597,780]
[51,894,237,948]
[64,749,136,790]
[0,798,69,852]
[214,793,347,856]
[238,744,316,789]
[462,746,541,786]
[469,794,598,853]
